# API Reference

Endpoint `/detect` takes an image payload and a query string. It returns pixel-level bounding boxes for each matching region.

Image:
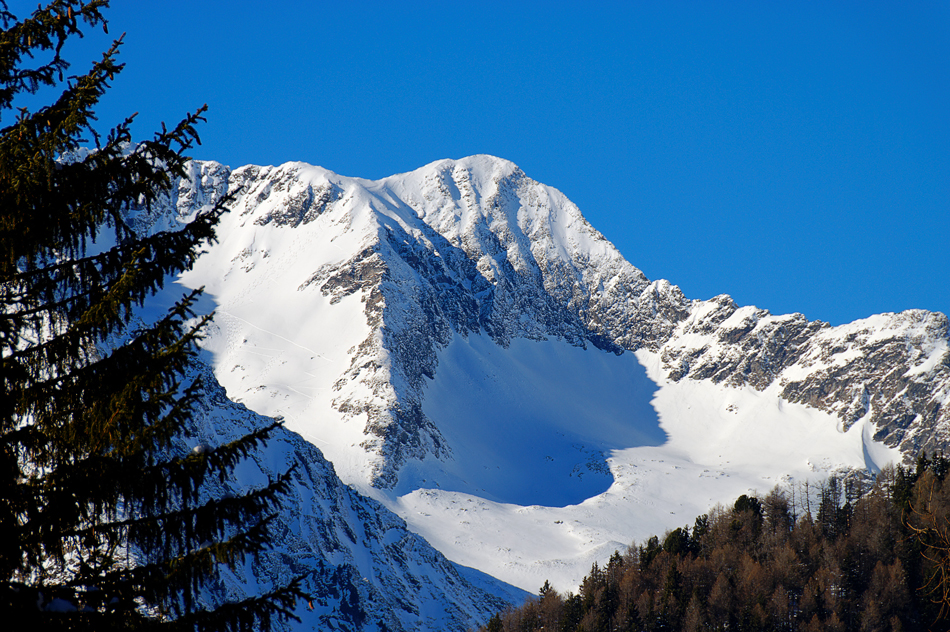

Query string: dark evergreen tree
[0,1,301,628]
[639,535,661,571]
[817,476,850,541]
[734,493,763,517]
[690,514,709,556]
[662,527,690,557]
[483,612,503,632]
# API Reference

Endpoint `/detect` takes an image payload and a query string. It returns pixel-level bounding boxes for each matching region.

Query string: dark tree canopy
[0,1,300,629]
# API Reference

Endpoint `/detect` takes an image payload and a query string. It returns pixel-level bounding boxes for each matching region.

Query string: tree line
[478,455,950,632]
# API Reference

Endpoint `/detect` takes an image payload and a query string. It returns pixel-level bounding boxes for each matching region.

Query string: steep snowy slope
[171,156,690,492]
[150,155,948,594]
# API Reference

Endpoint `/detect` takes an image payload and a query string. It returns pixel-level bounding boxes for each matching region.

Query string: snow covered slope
[176,359,524,631]
[147,155,949,595]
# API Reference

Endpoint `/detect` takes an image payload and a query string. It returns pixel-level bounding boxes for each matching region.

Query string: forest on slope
[477,456,950,632]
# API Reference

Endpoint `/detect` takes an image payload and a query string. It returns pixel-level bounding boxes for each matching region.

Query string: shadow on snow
[408,335,667,508]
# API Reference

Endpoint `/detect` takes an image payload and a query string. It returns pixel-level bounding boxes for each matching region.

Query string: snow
[906,338,948,377]
[182,359,521,632]
[177,165,388,485]
[371,337,901,593]
[400,333,665,507]
[165,155,918,599]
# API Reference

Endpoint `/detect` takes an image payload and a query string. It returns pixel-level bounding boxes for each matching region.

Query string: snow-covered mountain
[140,154,948,623]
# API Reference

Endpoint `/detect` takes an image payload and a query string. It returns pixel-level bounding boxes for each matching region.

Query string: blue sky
[11,1,949,326]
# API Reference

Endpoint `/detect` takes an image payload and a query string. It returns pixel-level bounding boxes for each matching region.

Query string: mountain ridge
[139,153,948,599]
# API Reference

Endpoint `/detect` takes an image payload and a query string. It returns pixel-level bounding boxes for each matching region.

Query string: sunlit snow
[168,155,907,594]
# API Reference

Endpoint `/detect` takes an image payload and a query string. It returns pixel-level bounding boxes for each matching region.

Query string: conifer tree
[0,1,301,628]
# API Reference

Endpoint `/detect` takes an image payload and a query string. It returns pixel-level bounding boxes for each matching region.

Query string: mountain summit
[174,156,689,488]
[145,155,948,608]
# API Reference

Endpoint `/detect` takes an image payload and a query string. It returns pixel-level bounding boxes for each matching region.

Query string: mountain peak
[396,154,524,181]
[155,155,948,596]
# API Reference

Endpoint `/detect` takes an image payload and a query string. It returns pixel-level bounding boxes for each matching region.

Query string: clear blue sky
[11,1,949,326]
